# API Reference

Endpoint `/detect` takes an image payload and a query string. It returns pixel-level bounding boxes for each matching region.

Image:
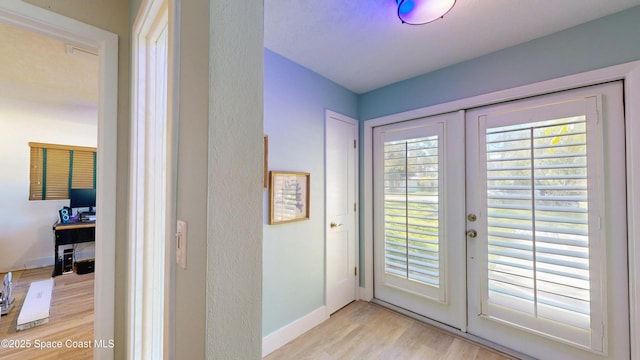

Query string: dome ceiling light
[396,0,456,25]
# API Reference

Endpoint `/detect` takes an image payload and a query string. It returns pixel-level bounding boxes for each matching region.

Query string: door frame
[325,110,359,313]
[0,2,118,359]
[129,0,179,358]
[363,60,640,358]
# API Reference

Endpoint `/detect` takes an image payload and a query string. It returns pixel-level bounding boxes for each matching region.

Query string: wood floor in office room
[0,266,94,360]
[265,301,518,360]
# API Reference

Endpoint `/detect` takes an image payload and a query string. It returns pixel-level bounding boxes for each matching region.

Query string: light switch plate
[177,220,187,269]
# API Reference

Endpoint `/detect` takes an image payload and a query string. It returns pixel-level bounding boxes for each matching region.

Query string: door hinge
[354,139,357,149]
[354,267,358,276]
[354,202,357,212]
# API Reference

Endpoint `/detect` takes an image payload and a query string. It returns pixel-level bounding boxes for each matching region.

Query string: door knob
[466,229,477,238]
[330,222,342,228]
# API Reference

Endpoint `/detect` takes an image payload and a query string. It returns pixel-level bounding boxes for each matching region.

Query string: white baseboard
[21,257,54,272]
[262,306,328,357]
[0,257,55,273]
[359,286,373,301]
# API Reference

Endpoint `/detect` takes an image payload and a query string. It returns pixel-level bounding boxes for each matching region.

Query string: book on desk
[81,213,96,222]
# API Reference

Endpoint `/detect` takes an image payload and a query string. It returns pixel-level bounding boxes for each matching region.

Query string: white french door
[466,82,628,359]
[373,82,629,359]
[373,112,466,329]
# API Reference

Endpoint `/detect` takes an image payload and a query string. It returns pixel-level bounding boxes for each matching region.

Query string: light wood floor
[265,301,519,360]
[0,266,94,360]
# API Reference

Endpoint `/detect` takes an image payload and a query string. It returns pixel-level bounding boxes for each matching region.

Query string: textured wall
[207,0,264,358]
[262,49,358,336]
[173,0,209,358]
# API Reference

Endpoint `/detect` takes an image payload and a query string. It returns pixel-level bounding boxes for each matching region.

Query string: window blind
[484,116,592,331]
[71,150,96,189]
[384,136,440,287]
[29,142,97,200]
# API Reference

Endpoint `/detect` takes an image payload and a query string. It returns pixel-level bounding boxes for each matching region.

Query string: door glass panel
[383,136,440,287]
[485,116,592,333]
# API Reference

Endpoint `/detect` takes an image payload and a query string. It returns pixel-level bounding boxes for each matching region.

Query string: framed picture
[263,135,269,190]
[269,171,310,224]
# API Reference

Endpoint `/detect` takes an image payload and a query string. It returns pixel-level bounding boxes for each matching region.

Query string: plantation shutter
[384,136,441,286]
[379,121,446,302]
[71,150,96,189]
[29,143,97,200]
[478,97,605,350]
[29,147,44,200]
[45,148,71,200]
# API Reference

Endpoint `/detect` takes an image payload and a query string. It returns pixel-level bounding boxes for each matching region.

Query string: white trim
[372,299,535,360]
[0,2,118,359]
[129,0,177,359]
[164,1,180,359]
[625,63,640,360]
[262,306,329,357]
[324,109,360,315]
[359,286,371,301]
[364,61,640,128]
[363,60,640,359]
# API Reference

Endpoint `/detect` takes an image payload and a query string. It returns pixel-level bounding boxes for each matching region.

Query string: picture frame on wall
[263,135,269,190]
[269,171,310,225]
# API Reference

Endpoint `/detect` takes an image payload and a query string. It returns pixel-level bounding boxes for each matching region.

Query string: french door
[373,82,629,359]
[373,112,466,329]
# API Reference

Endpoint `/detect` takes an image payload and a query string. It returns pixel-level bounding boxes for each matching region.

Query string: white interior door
[466,82,629,359]
[326,111,358,315]
[372,112,466,329]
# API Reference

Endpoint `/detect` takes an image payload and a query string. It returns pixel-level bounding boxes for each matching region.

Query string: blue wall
[359,5,640,120]
[263,49,358,335]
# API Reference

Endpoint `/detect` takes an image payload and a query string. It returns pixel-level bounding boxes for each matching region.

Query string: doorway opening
[0,2,118,359]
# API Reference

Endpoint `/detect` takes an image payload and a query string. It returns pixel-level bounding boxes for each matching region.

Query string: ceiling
[0,22,98,108]
[265,0,640,94]
[1,2,639,105]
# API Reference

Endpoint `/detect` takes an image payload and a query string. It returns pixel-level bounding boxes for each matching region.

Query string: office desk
[52,221,95,276]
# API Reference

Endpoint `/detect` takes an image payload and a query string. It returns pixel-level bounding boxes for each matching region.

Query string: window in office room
[29,142,96,200]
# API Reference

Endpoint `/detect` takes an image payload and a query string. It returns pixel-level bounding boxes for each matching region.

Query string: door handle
[466,229,477,238]
[330,222,342,228]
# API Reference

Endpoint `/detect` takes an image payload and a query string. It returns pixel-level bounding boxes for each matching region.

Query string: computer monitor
[69,188,96,213]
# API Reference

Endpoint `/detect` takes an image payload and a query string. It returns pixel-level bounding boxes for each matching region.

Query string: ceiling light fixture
[396,0,455,25]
